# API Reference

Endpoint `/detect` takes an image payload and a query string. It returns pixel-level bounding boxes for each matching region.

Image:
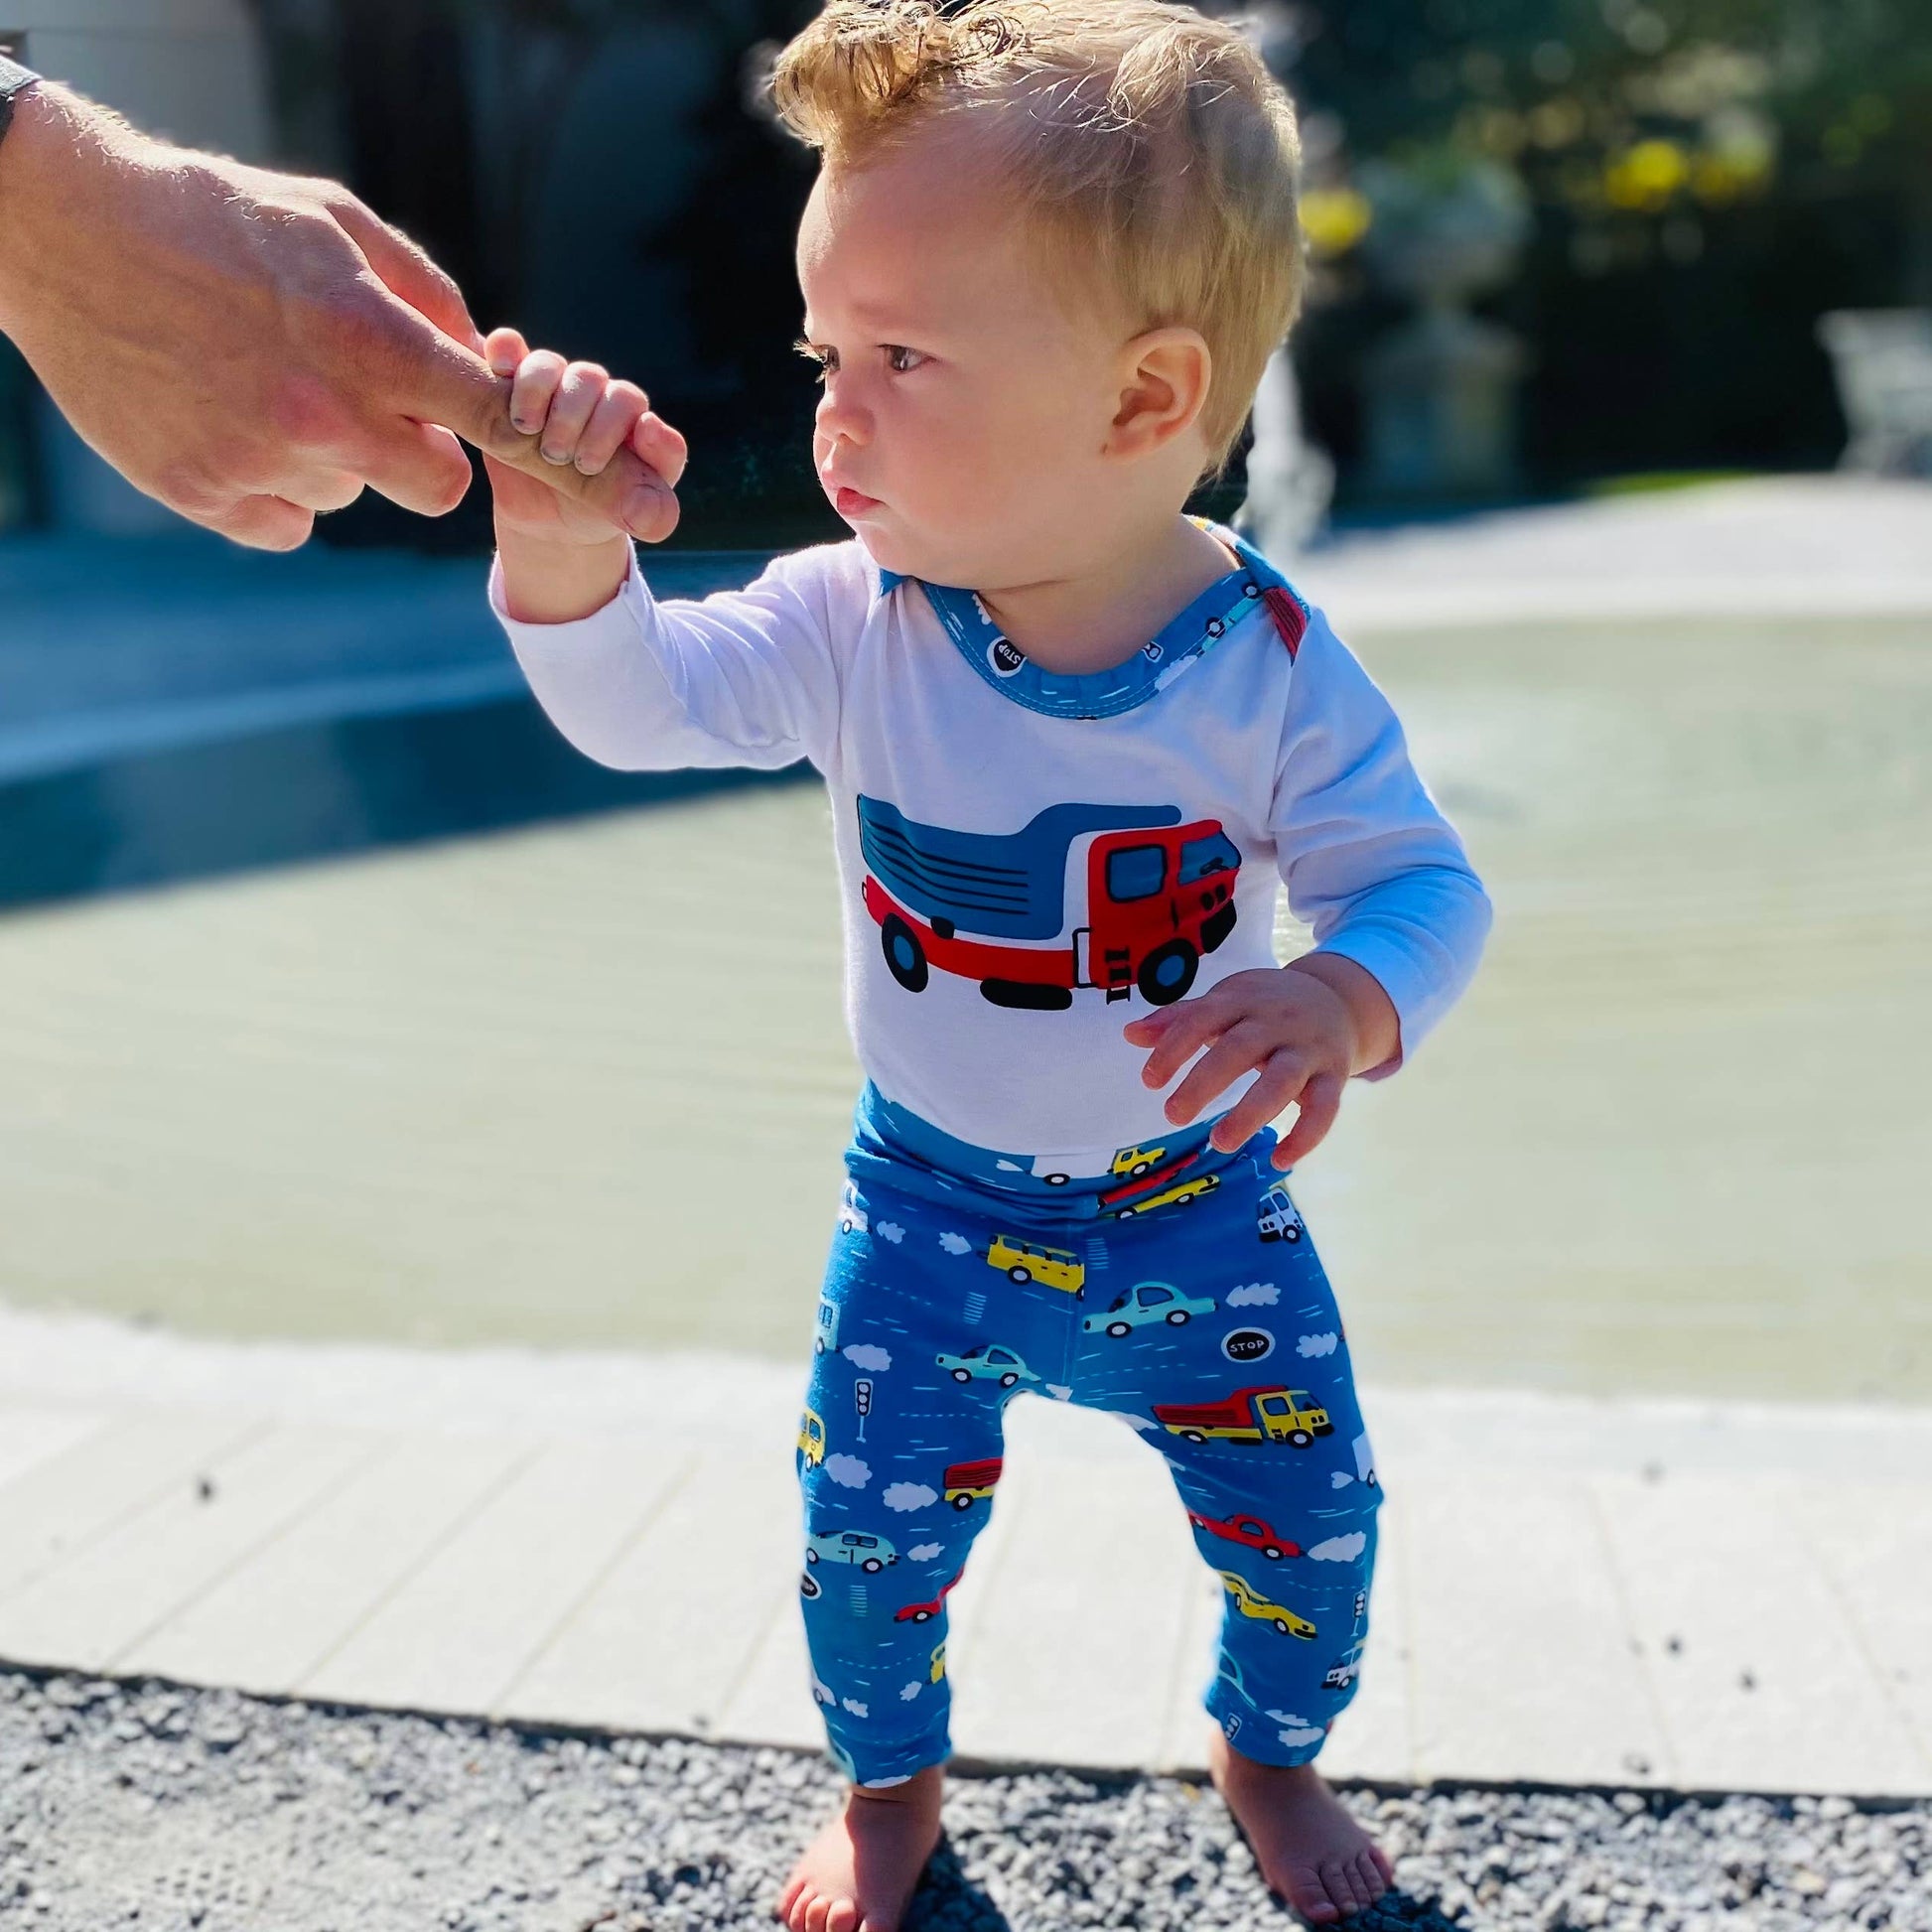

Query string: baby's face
[796,123,1157,590]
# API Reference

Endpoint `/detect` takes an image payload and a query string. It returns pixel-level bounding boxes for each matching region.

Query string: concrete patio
[1,1308,1928,1799]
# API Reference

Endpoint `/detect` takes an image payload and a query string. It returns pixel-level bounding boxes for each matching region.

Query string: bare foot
[1208,1726,1395,1925]
[774,1762,944,1932]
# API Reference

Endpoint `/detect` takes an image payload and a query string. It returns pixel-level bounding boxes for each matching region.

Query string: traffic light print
[794,1131,1380,1789]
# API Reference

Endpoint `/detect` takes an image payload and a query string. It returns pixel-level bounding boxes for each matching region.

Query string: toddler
[481,3,1491,1927]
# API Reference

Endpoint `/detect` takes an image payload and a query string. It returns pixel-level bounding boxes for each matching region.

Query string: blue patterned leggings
[794,1141,1380,1788]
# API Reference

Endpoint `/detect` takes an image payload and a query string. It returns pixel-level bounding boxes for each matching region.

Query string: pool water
[1,613,1926,1404]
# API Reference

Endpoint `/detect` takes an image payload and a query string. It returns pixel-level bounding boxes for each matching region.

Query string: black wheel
[1008,1266,1032,1284]
[950,1368,972,1384]
[951,1493,975,1510]
[909,1606,931,1621]
[1181,1429,1207,1444]
[980,978,1072,1010]
[1043,1173,1069,1186]
[805,1548,820,1564]
[881,915,929,992]
[800,1572,820,1598]
[1274,1617,1291,1635]
[1200,901,1237,953]
[1137,940,1198,1006]
[1178,1187,1202,1205]
[1263,1545,1285,1561]
[1113,1205,1138,1220]
[1127,1160,1153,1177]
[862,1558,883,1574]
[1106,1320,1132,1338]
[999,1372,1019,1388]
[1166,1309,1190,1325]
[1288,1429,1312,1448]
[1285,1226,1303,1243]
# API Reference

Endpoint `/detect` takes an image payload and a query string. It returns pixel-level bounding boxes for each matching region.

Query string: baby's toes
[1281,1863,1341,1925]
[1318,1856,1367,1919]
[1356,1846,1394,1901]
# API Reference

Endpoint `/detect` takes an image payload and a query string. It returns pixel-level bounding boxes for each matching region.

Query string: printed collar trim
[875,517,1302,720]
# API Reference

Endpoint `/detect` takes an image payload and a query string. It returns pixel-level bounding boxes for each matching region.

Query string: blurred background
[2,0,1928,1406]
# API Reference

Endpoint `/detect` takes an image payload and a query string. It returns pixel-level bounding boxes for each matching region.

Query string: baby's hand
[481,326,688,546]
[1123,966,1363,1171]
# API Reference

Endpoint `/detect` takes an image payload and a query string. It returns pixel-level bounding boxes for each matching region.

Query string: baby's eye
[886,345,924,374]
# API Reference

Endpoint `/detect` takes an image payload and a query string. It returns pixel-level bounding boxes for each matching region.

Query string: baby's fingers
[1272,1069,1343,1169]
[509,348,566,437]
[631,412,688,491]
[483,327,529,377]
[572,379,650,477]
[1211,1050,1311,1152]
[537,360,609,467]
[1131,993,1234,1091]
[1165,1022,1280,1128]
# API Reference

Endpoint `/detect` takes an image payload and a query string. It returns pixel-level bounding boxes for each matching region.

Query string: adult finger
[342,415,476,518]
[365,312,681,539]
[279,469,365,515]
[1164,1022,1280,1127]
[1136,993,1238,1091]
[333,195,484,353]
[1208,1051,1309,1152]
[204,492,317,552]
[1274,1069,1343,1170]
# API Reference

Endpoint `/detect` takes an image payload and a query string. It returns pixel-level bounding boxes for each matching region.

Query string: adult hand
[0,82,680,551]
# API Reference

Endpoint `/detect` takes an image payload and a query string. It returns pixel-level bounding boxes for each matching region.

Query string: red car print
[1186,1509,1304,1561]
[895,1568,966,1623]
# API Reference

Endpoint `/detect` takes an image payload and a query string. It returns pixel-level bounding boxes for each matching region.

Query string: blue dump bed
[857,797,1180,940]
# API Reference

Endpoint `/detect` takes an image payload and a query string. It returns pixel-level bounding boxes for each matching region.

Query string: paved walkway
[2,1308,1928,1799]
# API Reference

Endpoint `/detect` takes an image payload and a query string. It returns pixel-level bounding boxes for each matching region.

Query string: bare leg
[774,1761,945,1932]
[1208,1726,1395,1925]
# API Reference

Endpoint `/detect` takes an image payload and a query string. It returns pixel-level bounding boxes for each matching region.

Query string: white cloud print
[843,1343,893,1372]
[1298,1332,1338,1358]
[900,1682,923,1702]
[877,1221,905,1245]
[841,1697,869,1718]
[1226,1282,1279,1308]
[1309,1532,1367,1564]
[824,1453,871,1489]
[907,1542,943,1562]
[884,1481,937,1513]
[938,1232,972,1256]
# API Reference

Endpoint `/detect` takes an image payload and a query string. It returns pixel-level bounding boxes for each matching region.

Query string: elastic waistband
[847,1082,1272,1226]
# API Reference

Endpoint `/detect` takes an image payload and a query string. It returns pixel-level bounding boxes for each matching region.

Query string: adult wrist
[0,55,38,157]
[0,80,94,333]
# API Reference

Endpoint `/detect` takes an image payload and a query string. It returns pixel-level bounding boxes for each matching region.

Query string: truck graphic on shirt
[1153,1385,1334,1447]
[858,797,1240,1010]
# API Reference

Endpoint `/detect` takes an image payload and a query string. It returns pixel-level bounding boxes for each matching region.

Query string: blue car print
[934,1344,1039,1388]
[1081,1280,1217,1338]
[805,1530,899,1573]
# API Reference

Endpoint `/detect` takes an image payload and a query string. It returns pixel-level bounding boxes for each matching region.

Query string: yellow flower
[1301,187,1373,257]
[1603,139,1690,210]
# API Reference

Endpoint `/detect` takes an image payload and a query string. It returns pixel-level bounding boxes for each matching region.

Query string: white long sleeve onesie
[487,516,1491,1166]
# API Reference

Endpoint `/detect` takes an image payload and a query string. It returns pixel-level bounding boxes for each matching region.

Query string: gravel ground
[2,1667,1925,1932]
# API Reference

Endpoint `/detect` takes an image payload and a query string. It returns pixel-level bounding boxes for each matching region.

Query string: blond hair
[760,0,1304,487]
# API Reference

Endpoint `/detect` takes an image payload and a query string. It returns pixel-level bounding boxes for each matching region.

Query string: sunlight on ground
[1,613,1926,1402]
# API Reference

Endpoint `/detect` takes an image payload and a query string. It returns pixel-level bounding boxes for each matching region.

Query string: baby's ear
[1110,327,1212,459]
